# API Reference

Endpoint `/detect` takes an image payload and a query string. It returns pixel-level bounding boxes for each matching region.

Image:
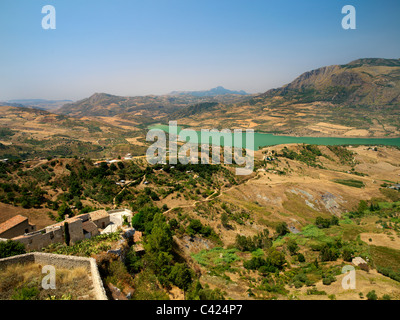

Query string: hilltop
[172,58,400,137]
[52,58,400,138]
[57,91,249,119]
[257,58,400,106]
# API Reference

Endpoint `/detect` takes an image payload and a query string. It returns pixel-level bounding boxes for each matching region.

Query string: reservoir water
[149,124,400,150]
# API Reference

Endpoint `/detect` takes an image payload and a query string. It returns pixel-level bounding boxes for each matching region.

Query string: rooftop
[82,221,98,234]
[89,210,109,221]
[0,215,28,235]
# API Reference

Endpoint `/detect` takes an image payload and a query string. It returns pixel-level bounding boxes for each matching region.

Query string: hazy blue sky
[0,0,399,100]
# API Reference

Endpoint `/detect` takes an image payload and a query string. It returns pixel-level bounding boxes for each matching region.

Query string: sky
[0,0,399,101]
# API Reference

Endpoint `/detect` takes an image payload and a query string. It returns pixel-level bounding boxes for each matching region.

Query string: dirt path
[163,173,257,214]
[26,159,48,171]
[112,176,145,209]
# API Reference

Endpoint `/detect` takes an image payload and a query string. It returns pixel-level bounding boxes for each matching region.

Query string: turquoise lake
[148,124,400,151]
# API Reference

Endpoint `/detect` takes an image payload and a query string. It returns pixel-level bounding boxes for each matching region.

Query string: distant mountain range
[56,89,251,118]
[2,58,399,138]
[1,99,73,111]
[170,58,400,137]
[169,86,248,97]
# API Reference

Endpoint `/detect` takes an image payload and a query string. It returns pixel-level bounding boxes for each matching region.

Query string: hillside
[171,58,400,137]
[0,105,146,160]
[57,91,249,119]
[1,145,400,300]
[54,58,400,138]
[258,58,400,106]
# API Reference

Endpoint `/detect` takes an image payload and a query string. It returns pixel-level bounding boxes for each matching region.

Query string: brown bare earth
[0,202,55,230]
[296,269,400,300]
[360,233,400,251]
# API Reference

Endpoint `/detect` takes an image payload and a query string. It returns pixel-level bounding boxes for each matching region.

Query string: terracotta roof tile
[89,210,109,220]
[0,215,28,235]
[82,221,98,233]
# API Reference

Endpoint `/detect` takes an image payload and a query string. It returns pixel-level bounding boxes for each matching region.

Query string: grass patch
[370,245,400,273]
[0,263,92,300]
[192,247,240,274]
[332,179,365,188]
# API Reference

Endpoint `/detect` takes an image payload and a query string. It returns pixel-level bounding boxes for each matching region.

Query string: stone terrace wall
[14,227,64,251]
[0,253,107,300]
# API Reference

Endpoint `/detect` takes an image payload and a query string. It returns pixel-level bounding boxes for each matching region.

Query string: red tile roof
[82,221,98,234]
[0,215,28,235]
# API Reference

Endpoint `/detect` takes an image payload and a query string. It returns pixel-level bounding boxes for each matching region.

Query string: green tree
[297,253,306,263]
[169,263,193,292]
[125,247,143,274]
[275,222,289,237]
[58,203,72,221]
[267,249,286,270]
[168,218,179,230]
[320,244,338,262]
[358,200,368,213]
[287,239,299,255]
[342,248,353,262]
[64,222,70,246]
[146,216,173,254]
[221,212,230,229]
[366,290,378,300]
[0,240,26,258]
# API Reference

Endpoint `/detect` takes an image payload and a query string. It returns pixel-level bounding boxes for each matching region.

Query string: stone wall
[67,219,86,244]
[14,227,64,251]
[14,218,87,251]
[0,252,107,300]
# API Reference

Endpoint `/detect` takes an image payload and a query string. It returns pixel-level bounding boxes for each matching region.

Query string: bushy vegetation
[43,232,121,257]
[327,145,354,165]
[279,145,323,168]
[235,230,272,252]
[0,158,236,219]
[315,216,339,229]
[333,179,365,188]
[0,240,26,259]
[243,248,286,273]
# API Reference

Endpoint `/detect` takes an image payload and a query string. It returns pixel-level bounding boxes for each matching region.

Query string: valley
[1,141,400,300]
[1,58,400,301]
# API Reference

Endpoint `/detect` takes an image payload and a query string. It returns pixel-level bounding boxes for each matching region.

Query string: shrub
[275,222,289,237]
[287,239,299,256]
[366,290,378,300]
[0,240,26,259]
[307,288,327,295]
[319,244,339,262]
[322,275,336,286]
[11,287,39,300]
[342,248,353,262]
[168,263,193,292]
